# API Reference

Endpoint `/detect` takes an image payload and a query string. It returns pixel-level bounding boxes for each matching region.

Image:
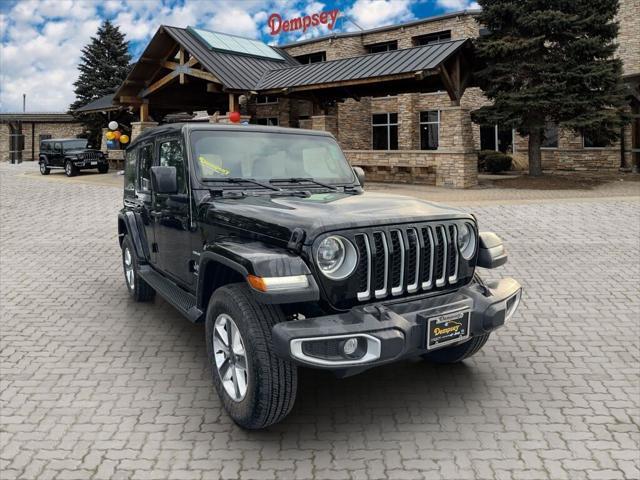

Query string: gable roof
[257,39,469,91]
[74,93,118,113]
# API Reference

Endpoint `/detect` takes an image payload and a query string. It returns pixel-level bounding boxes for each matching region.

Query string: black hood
[205,191,472,244]
[65,148,102,155]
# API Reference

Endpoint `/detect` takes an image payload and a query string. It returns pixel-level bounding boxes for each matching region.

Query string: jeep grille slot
[83,151,101,160]
[352,222,467,304]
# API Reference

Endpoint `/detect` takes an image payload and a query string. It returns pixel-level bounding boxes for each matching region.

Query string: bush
[478,150,513,173]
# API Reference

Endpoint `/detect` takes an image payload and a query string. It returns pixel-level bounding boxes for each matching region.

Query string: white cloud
[345,0,414,30]
[436,0,480,11]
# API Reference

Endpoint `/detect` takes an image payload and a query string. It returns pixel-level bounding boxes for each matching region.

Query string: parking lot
[1,162,639,480]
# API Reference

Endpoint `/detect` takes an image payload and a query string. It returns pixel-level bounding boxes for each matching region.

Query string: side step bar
[138,266,204,323]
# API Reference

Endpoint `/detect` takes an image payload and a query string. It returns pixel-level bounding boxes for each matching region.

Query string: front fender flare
[118,211,149,262]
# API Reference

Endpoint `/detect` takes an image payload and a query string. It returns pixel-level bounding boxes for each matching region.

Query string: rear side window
[159,139,187,194]
[138,144,154,192]
[125,148,137,193]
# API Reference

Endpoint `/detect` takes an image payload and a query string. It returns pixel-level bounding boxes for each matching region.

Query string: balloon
[113,131,122,140]
[106,140,116,149]
[229,111,241,123]
[119,134,129,144]
[105,131,115,140]
[108,121,118,130]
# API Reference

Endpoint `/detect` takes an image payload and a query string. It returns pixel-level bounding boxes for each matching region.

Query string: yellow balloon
[105,131,115,140]
[119,134,129,144]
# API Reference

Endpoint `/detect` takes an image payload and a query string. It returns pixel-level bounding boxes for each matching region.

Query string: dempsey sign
[268,9,340,35]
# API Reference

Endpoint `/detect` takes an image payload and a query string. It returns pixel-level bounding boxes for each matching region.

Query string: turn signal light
[247,274,309,292]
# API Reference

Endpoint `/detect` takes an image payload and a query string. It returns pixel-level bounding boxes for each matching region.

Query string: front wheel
[64,160,77,177]
[98,163,109,174]
[39,162,50,175]
[421,333,491,364]
[206,284,297,429]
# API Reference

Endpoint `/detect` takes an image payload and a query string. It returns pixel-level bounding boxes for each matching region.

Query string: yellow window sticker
[198,155,230,176]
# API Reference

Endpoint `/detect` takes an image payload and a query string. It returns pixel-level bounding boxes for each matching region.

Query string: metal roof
[74,93,118,113]
[257,39,468,90]
[0,112,77,123]
[278,9,481,49]
[162,26,298,91]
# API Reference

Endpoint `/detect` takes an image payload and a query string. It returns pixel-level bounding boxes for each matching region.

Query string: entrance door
[151,136,194,288]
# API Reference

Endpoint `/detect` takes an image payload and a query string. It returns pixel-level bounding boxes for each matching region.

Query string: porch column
[436,107,478,188]
[398,93,417,150]
[311,115,338,138]
[130,121,158,142]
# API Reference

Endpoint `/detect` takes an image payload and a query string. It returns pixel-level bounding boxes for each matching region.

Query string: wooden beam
[178,47,185,84]
[140,70,179,97]
[228,93,238,113]
[439,65,459,105]
[140,103,149,122]
[119,95,143,105]
[184,68,221,84]
[207,83,222,93]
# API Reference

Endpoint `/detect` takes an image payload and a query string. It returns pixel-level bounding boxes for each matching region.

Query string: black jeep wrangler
[39,138,109,176]
[118,124,522,429]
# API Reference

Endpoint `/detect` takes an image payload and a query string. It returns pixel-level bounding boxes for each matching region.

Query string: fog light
[342,337,358,356]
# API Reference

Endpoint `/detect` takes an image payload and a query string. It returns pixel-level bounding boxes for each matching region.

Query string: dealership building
[6,5,638,187]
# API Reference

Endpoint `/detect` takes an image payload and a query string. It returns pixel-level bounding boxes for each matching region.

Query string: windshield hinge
[287,228,306,254]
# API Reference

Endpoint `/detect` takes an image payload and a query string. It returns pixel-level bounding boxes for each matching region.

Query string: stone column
[311,115,338,138]
[100,128,109,152]
[130,121,159,142]
[398,93,417,150]
[436,107,478,188]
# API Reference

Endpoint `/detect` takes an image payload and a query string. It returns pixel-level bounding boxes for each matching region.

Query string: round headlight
[316,236,357,280]
[457,223,476,260]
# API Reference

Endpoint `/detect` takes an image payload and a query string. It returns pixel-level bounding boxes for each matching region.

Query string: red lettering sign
[268,9,340,35]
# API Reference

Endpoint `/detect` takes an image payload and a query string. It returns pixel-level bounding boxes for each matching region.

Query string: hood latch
[287,228,306,254]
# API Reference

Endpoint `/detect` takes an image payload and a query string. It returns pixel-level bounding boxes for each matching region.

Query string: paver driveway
[1,163,639,480]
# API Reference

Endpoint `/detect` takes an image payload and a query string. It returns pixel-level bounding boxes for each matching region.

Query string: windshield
[63,139,88,150]
[190,130,355,185]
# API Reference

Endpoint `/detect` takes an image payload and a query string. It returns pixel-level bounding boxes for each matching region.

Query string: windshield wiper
[203,177,282,191]
[269,177,339,191]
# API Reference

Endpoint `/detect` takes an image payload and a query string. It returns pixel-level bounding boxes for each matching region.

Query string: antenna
[23,93,26,112]
[341,15,364,31]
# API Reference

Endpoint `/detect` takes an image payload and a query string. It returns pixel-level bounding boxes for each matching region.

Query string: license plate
[426,309,470,350]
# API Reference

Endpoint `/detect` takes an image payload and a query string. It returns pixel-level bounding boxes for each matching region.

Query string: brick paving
[1,162,639,480]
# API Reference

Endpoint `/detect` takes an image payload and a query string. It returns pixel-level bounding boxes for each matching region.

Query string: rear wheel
[98,163,109,174]
[421,333,491,364]
[39,161,50,175]
[64,160,77,177]
[206,283,297,429]
[121,235,155,302]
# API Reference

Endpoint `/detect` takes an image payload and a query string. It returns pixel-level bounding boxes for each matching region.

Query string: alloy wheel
[213,313,249,402]
[123,247,134,290]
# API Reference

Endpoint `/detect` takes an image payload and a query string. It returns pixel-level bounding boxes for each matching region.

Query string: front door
[136,142,158,266]
[52,141,63,166]
[151,136,194,287]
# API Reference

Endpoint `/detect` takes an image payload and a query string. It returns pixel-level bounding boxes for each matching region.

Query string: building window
[541,123,559,148]
[367,41,397,53]
[256,117,279,126]
[294,51,326,64]
[583,129,609,148]
[413,30,452,46]
[256,95,278,104]
[480,125,514,153]
[420,111,440,150]
[372,113,398,150]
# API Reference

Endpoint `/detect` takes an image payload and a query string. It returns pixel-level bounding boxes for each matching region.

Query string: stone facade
[0,121,84,162]
[617,0,640,77]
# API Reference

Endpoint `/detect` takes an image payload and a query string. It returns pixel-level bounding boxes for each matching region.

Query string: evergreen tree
[471,0,629,176]
[71,20,132,145]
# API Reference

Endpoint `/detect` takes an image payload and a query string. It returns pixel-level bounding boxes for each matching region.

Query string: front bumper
[272,277,521,374]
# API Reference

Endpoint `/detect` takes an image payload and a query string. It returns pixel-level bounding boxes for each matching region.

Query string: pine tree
[71,20,132,145]
[471,0,629,176]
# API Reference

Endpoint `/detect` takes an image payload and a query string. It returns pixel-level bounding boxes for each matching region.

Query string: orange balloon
[105,131,115,140]
[113,131,122,140]
[229,111,241,123]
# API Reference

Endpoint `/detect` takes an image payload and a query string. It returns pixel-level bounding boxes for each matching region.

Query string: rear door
[151,135,194,287]
[52,142,63,166]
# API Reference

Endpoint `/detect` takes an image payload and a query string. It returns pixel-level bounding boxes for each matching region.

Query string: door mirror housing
[353,166,365,187]
[150,166,178,194]
[477,231,508,268]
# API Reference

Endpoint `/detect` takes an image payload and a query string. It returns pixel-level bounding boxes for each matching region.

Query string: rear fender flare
[118,211,149,262]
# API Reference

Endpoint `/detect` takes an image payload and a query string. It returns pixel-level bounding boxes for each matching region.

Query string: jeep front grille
[83,152,101,160]
[354,223,463,302]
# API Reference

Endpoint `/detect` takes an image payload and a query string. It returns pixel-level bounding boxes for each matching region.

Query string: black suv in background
[39,138,109,176]
[118,123,522,429]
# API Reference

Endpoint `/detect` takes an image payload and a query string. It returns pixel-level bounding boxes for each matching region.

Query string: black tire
[421,333,491,364]
[64,160,78,177]
[205,283,297,429]
[98,164,109,174]
[121,235,155,302]
[39,161,50,175]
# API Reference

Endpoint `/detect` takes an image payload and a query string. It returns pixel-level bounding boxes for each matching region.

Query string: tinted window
[62,139,88,150]
[372,113,398,150]
[420,111,440,150]
[583,130,609,148]
[125,148,137,192]
[542,123,559,148]
[159,139,187,193]
[138,144,154,191]
[367,41,397,53]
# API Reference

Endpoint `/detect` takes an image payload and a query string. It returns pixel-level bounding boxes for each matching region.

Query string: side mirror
[476,232,508,268]
[150,166,178,194]
[353,166,365,188]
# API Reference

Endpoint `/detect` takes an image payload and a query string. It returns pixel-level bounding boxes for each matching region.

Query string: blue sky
[0,0,479,112]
